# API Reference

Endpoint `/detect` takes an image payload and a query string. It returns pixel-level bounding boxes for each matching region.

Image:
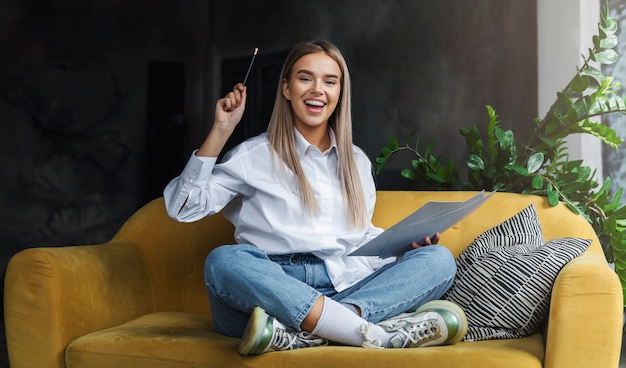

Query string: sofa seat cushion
[65,311,545,368]
[65,312,240,368]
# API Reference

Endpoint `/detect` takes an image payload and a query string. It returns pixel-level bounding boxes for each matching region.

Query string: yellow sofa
[4,191,623,368]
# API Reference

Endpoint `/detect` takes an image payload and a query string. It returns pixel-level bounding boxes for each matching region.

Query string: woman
[164,40,467,354]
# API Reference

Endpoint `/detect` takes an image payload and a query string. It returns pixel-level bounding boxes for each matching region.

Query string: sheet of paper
[349,191,494,258]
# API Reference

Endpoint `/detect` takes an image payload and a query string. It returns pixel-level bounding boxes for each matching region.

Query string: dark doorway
[219,50,289,159]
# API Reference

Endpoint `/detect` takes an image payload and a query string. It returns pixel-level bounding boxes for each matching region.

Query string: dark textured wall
[0,0,537,250]
[0,0,210,249]
[0,0,536,365]
[208,0,538,181]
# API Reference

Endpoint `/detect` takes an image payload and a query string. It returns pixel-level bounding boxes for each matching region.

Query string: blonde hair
[267,40,367,229]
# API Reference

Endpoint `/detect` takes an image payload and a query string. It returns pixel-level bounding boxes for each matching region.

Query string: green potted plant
[376,2,626,306]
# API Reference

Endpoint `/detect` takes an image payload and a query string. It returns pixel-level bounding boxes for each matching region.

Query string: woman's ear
[281,79,291,100]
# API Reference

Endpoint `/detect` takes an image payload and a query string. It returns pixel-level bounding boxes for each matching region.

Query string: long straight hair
[266,40,367,229]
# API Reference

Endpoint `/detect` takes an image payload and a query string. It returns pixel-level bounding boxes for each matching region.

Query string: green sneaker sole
[415,300,468,345]
[238,306,270,356]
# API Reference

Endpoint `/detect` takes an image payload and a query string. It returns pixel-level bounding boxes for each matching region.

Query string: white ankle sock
[311,296,392,347]
[341,302,360,315]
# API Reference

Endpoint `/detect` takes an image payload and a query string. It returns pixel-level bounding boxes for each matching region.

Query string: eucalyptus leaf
[579,67,604,89]
[593,49,619,64]
[600,34,619,49]
[601,11,618,34]
[571,73,590,92]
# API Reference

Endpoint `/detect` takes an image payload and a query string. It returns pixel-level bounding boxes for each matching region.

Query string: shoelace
[270,328,327,351]
[396,320,440,347]
[361,319,441,349]
[359,324,384,349]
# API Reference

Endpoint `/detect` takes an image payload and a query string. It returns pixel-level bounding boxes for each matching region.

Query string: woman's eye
[326,80,337,85]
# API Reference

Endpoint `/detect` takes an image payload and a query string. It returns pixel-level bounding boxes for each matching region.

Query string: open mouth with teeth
[304,99,325,112]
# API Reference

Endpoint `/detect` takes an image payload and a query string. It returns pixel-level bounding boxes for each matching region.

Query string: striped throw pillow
[443,204,591,341]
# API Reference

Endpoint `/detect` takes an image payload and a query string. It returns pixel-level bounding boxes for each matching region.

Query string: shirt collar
[294,128,337,158]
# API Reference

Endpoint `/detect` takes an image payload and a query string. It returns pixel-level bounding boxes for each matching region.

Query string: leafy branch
[376,2,626,306]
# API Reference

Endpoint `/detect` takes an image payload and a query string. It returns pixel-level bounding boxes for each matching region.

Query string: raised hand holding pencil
[196,47,258,157]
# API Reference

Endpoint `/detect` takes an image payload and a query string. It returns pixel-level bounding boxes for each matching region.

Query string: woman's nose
[310,80,323,94]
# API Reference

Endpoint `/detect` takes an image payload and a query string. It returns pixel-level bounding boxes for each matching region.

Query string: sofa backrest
[114,198,235,316]
[373,191,602,258]
[114,191,603,316]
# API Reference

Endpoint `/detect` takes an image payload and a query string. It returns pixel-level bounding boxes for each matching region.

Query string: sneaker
[238,306,329,355]
[366,300,467,348]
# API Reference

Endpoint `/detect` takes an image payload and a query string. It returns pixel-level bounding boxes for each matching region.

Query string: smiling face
[281,52,342,138]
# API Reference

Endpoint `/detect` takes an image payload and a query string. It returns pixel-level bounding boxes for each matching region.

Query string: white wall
[537,0,603,181]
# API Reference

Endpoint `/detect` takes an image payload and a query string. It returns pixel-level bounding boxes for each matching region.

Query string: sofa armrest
[543,250,623,368]
[4,240,155,368]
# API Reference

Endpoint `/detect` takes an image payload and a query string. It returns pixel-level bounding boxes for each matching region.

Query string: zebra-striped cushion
[443,204,591,341]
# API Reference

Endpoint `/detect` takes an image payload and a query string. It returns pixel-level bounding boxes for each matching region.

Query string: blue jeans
[204,243,456,338]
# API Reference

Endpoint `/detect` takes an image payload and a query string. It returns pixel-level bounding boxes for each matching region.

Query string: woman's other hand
[411,232,440,249]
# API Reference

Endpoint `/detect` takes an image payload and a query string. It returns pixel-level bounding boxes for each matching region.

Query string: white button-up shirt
[163,129,392,291]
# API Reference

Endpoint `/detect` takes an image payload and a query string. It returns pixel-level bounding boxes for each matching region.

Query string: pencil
[242,47,259,86]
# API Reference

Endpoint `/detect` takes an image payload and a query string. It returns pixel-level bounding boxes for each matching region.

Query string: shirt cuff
[181,150,218,182]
